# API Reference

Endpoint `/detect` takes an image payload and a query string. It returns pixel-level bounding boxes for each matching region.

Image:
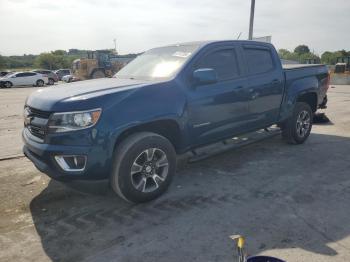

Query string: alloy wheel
[130,148,169,193]
[296,110,311,138]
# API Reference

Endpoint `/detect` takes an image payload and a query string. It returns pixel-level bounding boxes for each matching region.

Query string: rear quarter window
[244,48,274,75]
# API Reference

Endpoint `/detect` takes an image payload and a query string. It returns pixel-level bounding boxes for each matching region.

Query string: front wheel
[91,70,105,79]
[281,102,313,144]
[110,132,177,203]
[3,81,12,88]
[48,78,55,85]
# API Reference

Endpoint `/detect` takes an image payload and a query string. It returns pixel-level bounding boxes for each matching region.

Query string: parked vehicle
[0,71,13,77]
[1,72,48,88]
[54,69,71,80]
[32,69,58,85]
[23,40,329,203]
[71,50,120,80]
[62,74,75,83]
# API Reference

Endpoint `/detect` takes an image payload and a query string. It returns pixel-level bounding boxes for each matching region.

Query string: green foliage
[2,49,87,70]
[51,50,67,56]
[34,51,78,70]
[2,54,36,69]
[320,50,350,65]
[278,47,320,64]
[294,45,310,55]
[278,49,299,61]
[0,55,6,69]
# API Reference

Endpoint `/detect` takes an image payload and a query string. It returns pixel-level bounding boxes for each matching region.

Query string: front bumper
[22,129,111,180]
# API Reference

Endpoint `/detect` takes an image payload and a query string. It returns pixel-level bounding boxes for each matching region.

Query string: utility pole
[113,38,117,53]
[248,0,255,40]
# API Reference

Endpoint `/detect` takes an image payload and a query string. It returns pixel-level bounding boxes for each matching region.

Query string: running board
[187,127,281,163]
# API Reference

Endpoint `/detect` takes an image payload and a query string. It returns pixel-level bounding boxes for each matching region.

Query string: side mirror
[193,68,218,86]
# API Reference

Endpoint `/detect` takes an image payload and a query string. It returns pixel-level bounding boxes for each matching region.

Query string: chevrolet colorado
[23,40,329,202]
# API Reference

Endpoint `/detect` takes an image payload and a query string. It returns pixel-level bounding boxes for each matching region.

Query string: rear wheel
[110,132,177,203]
[281,102,313,144]
[36,79,44,87]
[91,70,105,79]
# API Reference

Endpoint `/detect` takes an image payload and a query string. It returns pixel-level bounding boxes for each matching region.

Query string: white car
[0,72,48,88]
[62,74,75,83]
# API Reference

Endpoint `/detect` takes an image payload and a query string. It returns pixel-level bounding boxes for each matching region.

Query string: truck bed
[282,63,329,107]
[282,64,325,70]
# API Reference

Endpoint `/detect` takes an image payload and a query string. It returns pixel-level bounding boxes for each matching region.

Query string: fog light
[54,155,87,172]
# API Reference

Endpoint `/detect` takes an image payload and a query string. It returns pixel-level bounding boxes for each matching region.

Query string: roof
[159,40,272,48]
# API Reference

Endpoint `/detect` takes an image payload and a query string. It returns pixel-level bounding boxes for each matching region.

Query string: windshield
[115,44,200,80]
[5,73,16,78]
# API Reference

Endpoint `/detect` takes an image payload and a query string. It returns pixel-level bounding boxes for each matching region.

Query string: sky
[0,0,349,56]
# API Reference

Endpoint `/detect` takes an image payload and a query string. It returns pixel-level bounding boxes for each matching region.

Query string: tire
[91,70,105,79]
[281,102,313,144]
[110,132,177,203]
[36,79,44,87]
[48,78,55,85]
[4,81,12,88]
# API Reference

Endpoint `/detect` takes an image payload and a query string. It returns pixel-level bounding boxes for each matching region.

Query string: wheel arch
[296,91,318,112]
[113,119,183,154]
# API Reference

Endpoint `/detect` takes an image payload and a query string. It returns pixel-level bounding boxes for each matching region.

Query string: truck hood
[26,77,152,111]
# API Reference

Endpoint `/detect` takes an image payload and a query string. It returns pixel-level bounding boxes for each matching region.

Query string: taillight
[43,74,48,77]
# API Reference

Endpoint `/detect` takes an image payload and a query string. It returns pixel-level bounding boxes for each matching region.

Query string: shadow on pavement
[30,133,350,261]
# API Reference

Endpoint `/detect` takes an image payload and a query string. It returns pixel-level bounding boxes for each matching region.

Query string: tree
[278,49,291,57]
[278,48,299,62]
[0,55,6,69]
[278,46,320,64]
[321,51,344,65]
[294,45,310,55]
[34,52,72,70]
[52,50,67,56]
[34,53,59,70]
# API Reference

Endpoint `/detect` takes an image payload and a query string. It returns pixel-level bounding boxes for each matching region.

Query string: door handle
[248,88,259,99]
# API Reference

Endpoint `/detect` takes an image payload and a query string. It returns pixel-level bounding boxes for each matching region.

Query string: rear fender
[279,76,318,122]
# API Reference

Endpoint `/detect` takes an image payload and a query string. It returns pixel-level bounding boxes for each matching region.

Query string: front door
[187,46,252,146]
[12,73,25,85]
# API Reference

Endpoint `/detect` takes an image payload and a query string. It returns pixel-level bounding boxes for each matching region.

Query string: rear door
[242,45,284,128]
[26,72,38,85]
[187,44,252,146]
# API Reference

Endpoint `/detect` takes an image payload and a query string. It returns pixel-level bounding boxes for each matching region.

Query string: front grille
[25,106,51,140]
[28,107,52,119]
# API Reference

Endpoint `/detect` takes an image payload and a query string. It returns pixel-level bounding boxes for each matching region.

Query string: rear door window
[196,49,240,81]
[244,48,274,75]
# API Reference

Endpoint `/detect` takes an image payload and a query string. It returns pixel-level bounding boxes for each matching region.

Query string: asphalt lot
[0,84,350,262]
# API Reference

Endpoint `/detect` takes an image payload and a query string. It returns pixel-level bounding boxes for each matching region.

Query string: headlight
[48,108,101,133]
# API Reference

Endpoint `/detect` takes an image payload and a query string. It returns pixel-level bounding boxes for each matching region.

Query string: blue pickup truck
[23,40,329,202]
